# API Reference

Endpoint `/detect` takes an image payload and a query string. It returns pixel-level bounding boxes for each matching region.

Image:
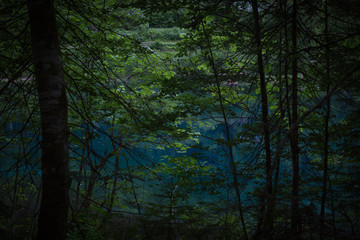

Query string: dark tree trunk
[320,1,331,239]
[27,0,70,239]
[290,0,301,239]
[251,0,273,238]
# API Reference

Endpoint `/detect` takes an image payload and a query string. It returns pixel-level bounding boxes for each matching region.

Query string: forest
[0,0,359,239]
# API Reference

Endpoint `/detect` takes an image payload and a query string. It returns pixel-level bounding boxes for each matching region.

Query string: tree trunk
[27,1,70,239]
[320,1,331,238]
[200,21,248,240]
[251,0,273,238]
[290,0,301,238]
[272,0,287,230]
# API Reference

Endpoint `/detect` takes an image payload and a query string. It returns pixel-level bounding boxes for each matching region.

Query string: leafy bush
[129,25,187,42]
[150,27,186,41]
[150,40,165,50]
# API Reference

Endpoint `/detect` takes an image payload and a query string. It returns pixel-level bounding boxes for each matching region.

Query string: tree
[27,0,69,239]
[250,0,274,238]
[289,0,301,238]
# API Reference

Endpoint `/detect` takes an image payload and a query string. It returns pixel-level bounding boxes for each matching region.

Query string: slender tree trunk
[75,129,89,207]
[328,178,337,238]
[83,153,97,210]
[83,146,120,210]
[273,0,286,224]
[11,159,20,239]
[125,157,150,240]
[251,0,273,238]
[320,77,330,240]
[284,12,292,128]
[320,1,331,239]
[27,0,70,239]
[108,151,120,213]
[290,0,301,239]
[201,22,248,240]
[98,145,121,231]
[98,118,121,231]
[168,192,174,240]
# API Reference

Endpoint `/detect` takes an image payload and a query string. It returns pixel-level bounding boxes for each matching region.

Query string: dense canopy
[1,0,359,239]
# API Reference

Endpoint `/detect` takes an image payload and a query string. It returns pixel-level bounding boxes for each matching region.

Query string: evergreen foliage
[0,0,359,239]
